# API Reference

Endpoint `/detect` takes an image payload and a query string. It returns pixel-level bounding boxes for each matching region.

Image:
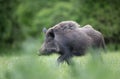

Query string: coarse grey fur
[39,21,105,64]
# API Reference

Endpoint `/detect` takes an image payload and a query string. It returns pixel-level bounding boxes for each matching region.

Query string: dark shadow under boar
[39,21,105,64]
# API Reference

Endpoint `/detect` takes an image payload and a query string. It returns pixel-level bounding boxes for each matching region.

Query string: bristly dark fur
[40,21,106,64]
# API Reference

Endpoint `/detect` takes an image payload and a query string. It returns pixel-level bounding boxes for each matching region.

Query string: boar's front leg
[57,55,72,65]
[57,46,73,65]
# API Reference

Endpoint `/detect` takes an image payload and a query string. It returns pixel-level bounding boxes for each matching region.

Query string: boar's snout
[38,46,48,56]
[39,47,60,56]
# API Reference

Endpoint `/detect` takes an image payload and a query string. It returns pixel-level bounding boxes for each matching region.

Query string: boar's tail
[101,37,107,53]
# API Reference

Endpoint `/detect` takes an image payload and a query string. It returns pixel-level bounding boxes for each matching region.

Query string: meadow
[1,0,120,79]
[0,38,120,79]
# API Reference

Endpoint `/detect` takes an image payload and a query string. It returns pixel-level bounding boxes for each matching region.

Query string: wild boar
[39,21,105,64]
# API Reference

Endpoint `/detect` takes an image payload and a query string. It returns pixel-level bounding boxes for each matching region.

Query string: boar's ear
[48,29,55,38]
[42,27,47,34]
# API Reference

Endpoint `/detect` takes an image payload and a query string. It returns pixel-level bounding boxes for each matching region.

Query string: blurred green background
[0,0,120,79]
[0,0,120,48]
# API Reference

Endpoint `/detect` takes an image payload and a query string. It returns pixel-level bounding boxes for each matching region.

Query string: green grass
[0,38,120,79]
[0,52,120,79]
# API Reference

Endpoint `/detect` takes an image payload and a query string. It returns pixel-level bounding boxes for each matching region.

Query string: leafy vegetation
[0,0,120,48]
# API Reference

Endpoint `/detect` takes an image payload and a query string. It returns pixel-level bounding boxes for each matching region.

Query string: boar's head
[39,28,60,55]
